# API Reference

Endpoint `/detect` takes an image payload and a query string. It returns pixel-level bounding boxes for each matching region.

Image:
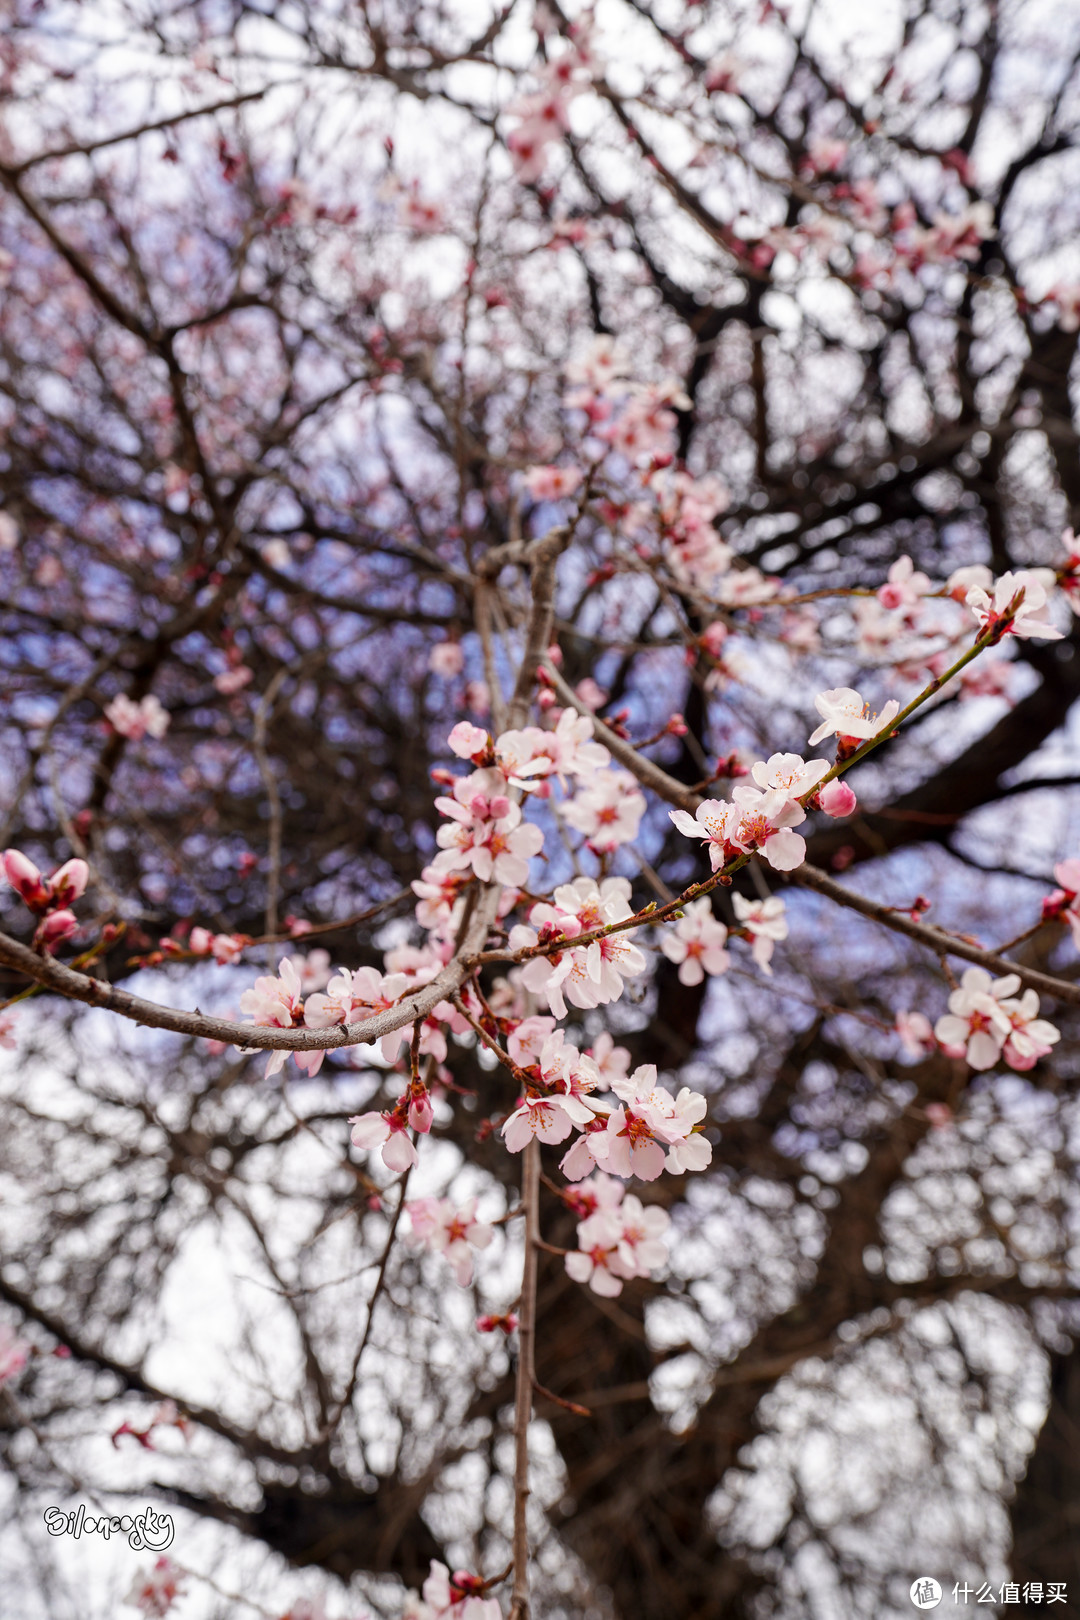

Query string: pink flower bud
[2,849,50,910]
[925,1103,952,1129]
[408,1089,434,1134]
[36,909,78,949]
[49,858,89,907]
[818,779,858,818]
[189,927,213,955]
[537,689,557,709]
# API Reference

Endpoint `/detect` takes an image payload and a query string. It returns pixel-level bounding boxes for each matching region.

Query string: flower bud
[36,909,78,949]
[408,1086,434,1134]
[2,849,50,911]
[818,779,858,818]
[49,858,89,907]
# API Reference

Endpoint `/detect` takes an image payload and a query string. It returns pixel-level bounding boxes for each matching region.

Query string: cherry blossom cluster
[499,1025,711,1183]
[562,1172,670,1298]
[933,969,1061,1073]
[897,972,1061,1076]
[508,877,646,1017]
[402,1197,494,1286]
[503,28,597,185]
[660,893,790,983]
[670,750,842,875]
[530,340,1074,700]
[104,693,171,741]
[1,849,89,950]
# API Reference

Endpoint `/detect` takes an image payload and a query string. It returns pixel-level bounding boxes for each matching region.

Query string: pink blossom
[730,784,808,871]
[575,677,608,709]
[817,779,857,818]
[560,767,646,850]
[660,897,730,985]
[447,722,489,759]
[999,988,1060,1071]
[564,1209,631,1296]
[805,136,848,174]
[515,877,646,1018]
[565,334,631,391]
[413,1559,502,1620]
[877,554,932,610]
[294,949,332,992]
[808,687,901,748]
[105,693,171,740]
[565,1193,671,1296]
[587,1031,631,1090]
[190,928,247,965]
[124,1557,186,1618]
[476,1312,518,1334]
[501,1089,594,1152]
[750,752,830,806]
[214,665,253,694]
[465,679,490,715]
[524,464,584,501]
[563,1169,626,1219]
[239,958,307,1076]
[429,642,465,678]
[0,1322,29,1386]
[497,707,610,788]
[934,967,1018,1069]
[412,864,469,930]
[349,1109,418,1173]
[703,50,743,93]
[895,1009,936,1059]
[507,1014,558,1067]
[957,658,1018,703]
[946,563,993,603]
[614,1194,671,1274]
[600,1066,708,1181]
[0,1010,17,1050]
[434,767,544,884]
[966,570,1062,641]
[669,799,741,872]
[731,894,788,973]
[714,566,781,606]
[403,1197,494,1285]
[560,1118,615,1181]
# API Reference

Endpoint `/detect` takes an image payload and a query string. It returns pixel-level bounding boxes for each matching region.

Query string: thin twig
[509,1136,539,1620]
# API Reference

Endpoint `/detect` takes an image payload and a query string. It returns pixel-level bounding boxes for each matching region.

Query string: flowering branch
[540,657,1080,1005]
